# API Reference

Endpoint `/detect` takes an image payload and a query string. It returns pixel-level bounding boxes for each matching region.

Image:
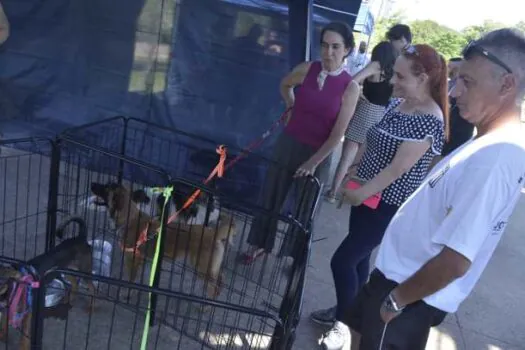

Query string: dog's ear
[132,189,151,204]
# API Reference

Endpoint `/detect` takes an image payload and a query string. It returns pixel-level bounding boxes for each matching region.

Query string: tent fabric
[354,3,375,35]
[0,0,295,151]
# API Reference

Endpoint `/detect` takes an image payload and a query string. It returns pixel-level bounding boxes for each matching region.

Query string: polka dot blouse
[356,98,445,206]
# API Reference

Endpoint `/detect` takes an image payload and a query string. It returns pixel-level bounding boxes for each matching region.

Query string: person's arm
[299,81,360,171]
[280,62,311,109]
[390,164,514,308]
[352,61,380,85]
[0,2,9,45]
[352,141,366,166]
[356,139,431,200]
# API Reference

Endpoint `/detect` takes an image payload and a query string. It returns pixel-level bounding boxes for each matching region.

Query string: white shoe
[318,321,350,350]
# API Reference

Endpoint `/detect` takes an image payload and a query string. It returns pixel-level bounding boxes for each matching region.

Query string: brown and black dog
[91,182,236,299]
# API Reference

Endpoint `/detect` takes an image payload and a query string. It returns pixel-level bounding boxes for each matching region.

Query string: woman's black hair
[371,41,396,81]
[320,21,355,53]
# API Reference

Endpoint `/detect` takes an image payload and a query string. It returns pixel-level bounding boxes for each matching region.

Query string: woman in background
[326,41,396,203]
[239,22,360,264]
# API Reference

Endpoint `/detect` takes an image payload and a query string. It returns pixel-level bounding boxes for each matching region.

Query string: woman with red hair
[313,44,449,349]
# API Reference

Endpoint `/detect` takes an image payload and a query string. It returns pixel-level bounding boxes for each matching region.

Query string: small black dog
[28,216,95,313]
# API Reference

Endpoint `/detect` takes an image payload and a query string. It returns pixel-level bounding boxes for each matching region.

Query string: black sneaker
[310,306,337,326]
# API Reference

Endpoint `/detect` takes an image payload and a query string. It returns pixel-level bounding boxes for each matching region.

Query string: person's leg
[245,163,293,256]
[355,253,371,288]
[318,268,375,350]
[326,140,359,202]
[312,256,369,335]
[317,203,399,348]
[244,135,296,260]
[244,134,315,261]
[311,206,374,326]
[279,155,329,259]
[333,205,389,320]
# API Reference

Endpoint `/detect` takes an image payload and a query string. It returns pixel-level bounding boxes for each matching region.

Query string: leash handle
[140,188,173,350]
[378,323,388,350]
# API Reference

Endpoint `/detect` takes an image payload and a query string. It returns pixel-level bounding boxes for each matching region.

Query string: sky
[371,0,524,31]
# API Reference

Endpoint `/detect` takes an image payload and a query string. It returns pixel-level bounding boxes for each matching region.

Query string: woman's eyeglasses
[462,41,512,74]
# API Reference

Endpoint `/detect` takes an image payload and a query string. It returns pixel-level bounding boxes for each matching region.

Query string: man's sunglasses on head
[462,41,513,74]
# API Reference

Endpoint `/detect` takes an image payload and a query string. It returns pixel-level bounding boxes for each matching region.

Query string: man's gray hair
[476,28,525,104]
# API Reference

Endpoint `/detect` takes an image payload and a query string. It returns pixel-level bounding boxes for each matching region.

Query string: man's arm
[391,247,470,307]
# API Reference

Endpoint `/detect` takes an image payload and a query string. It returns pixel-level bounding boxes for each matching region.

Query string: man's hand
[380,304,401,323]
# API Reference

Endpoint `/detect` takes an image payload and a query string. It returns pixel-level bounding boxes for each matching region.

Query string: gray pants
[247,133,328,258]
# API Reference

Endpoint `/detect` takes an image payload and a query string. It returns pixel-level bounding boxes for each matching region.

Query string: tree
[461,20,506,42]
[410,20,467,59]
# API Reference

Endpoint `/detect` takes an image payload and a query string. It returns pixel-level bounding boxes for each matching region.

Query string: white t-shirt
[375,125,525,313]
[346,52,370,76]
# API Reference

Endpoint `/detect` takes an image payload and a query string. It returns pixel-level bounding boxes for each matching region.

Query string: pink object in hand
[345,180,381,209]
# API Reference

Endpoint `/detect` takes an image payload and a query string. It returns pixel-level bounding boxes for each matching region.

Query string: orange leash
[167,145,227,223]
[124,145,227,254]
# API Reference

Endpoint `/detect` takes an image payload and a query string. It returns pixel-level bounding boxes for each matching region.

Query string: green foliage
[410,20,467,59]
[462,20,506,42]
[369,16,524,61]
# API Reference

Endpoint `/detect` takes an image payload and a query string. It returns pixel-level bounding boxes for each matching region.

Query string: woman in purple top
[240,22,360,264]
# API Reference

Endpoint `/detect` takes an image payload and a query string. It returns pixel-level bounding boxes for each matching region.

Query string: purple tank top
[284,61,352,148]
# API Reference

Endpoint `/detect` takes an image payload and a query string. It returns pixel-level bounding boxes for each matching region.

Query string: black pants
[344,269,447,350]
[331,202,398,320]
[247,133,329,257]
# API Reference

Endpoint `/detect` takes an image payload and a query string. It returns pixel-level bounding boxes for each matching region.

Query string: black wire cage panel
[0,138,56,261]
[59,116,322,219]
[44,129,321,349]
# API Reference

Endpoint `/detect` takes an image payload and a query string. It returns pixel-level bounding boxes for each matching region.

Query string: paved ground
[293,139,525,350]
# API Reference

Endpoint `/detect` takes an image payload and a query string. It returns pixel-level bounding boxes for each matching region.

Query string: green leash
[140,186,173,350]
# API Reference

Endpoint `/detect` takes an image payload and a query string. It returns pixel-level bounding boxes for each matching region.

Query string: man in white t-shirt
[346,41,369,76]
[332,28,525,350]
